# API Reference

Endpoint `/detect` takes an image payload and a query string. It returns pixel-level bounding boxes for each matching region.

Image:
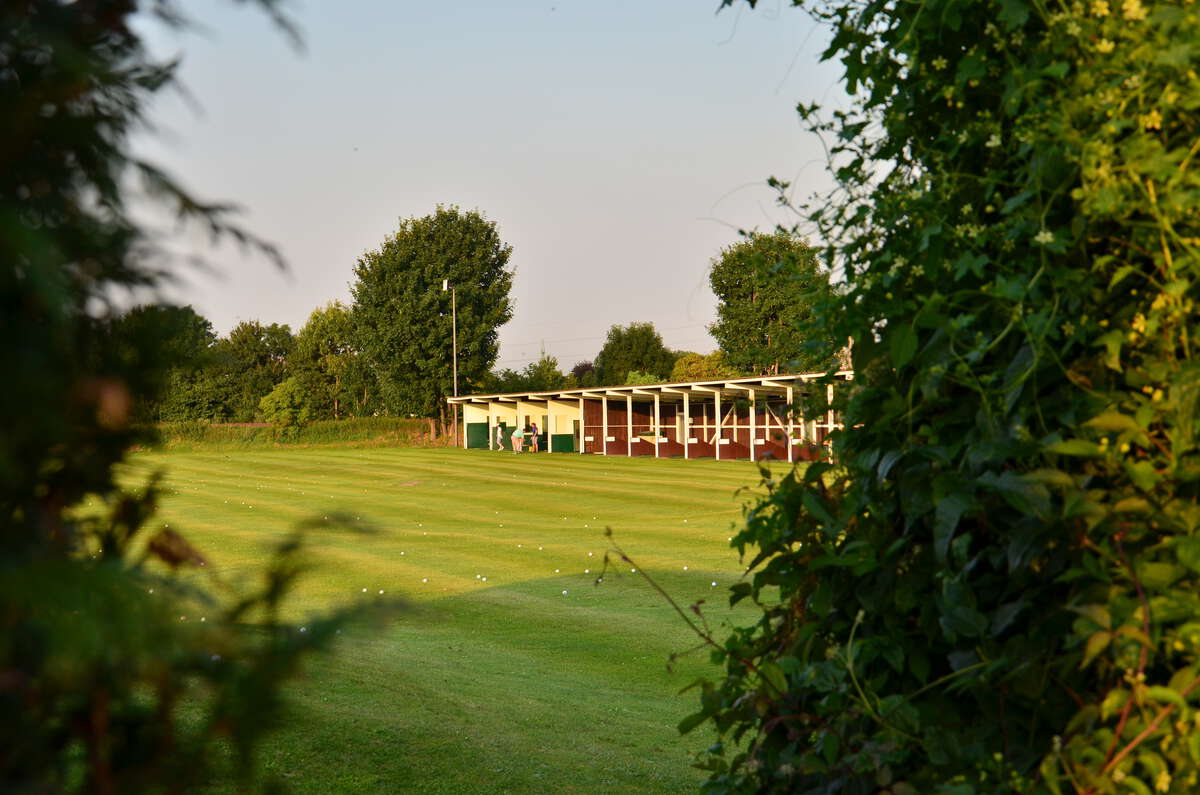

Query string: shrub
[687,0,1200,793]
[260,377,313,438]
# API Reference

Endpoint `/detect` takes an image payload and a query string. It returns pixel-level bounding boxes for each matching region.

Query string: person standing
[529,421,540,453]
[494,424,504,451]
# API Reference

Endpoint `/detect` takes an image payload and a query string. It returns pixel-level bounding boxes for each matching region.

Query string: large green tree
[0,2,370,793]
[216,320,295,421]
[708,230,832,375]
[593,322,676,385]
[289,302,361,420]
[108,305,217,422]
[352,206,513,425]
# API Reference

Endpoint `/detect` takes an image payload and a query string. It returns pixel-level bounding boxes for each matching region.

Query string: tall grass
[153,417,454,450]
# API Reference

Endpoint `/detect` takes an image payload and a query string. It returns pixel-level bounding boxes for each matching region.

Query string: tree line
[121,222,835,427]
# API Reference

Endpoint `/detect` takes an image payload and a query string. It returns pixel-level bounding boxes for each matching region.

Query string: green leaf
[1070,604,1111,630]
[1108,264,1137,290]
[1124,460,1161,492]
[759,661,788,695]
[1145,685,1187,710]
[677,710,708,735]
[890,324,918,369]
[1136,562,1184,590]
[1177,536,1200,574]
[1041,61,1069,79]
[800,488,837,529]
[1113,497,1151,514]
[1046,439,1104,457]
[1080,630,1111,668]
[1024,468,1076,488]
[1096,329,1125,371]
[940,603,988,638]
[1084,411,1142,433]
[934,492,973,563]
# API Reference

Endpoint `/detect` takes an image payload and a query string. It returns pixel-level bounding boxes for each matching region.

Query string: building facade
[447,371,851,462]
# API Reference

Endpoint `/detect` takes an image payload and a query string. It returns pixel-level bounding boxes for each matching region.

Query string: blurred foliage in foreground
[685,0,1200,793]
[0,3,391,792]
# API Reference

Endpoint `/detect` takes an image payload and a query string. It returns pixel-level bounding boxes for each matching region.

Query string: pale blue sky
[136,0,841,370]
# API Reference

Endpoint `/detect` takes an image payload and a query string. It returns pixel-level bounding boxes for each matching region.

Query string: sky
[134,0,843,372]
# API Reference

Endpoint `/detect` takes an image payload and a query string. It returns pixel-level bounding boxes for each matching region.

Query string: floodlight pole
[443,279,458,443]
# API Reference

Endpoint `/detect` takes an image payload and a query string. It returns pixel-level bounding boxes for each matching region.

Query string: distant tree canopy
[708,231,832,374]
[570,360,598,388]
[352,206,513,423]
[669,350,740,382]
[483,354,567,394]
[288,302,363,420]
[218,320,295,421]
[593,322,675,386]
[108,305,216,421]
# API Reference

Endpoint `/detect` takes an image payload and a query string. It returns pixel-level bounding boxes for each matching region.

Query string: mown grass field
[122,447,779,793]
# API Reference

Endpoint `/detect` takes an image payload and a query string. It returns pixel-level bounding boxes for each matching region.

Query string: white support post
[749,388,756,463]
[683,391,690,460]
[626,395,633,457]
[602,396,609,456]
[578,398,584,454]
[827,383,836,445]
[786,386,795,463]
[715,392,722,461]
[653,393,661,458]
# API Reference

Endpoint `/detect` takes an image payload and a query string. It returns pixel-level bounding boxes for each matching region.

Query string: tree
[290,302,359,420]
[623,370,662,385]
[352,206,513,426]
[669,350,740,382]
[685,1,1200,792]
[521,354,567,392]
[0,3,381,792]
[215,320,295,421]
[480,355,567,394]
[571,360,598,388]
[259,377,312,437]
[108,305,217,422]
[593,322,675,386]
[708,230,832,375]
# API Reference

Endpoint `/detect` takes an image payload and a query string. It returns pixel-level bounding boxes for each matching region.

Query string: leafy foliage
[594,322,677,385]
[351,205,513,421]
[259,376,312,437]
[685,0,1200,793]
[218,320,295,421]
[571,360,599,388]
[482,354,568,393]
[107,305,217,422]
[288,301,364,420]
[671,351,742,381]
[0,3,390,791]
[709,231,833,375]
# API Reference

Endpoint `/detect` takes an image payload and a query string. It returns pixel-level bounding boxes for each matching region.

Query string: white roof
[446,370,853,404]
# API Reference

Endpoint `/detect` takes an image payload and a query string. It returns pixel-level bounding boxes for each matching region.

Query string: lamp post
[443,279,458,444]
